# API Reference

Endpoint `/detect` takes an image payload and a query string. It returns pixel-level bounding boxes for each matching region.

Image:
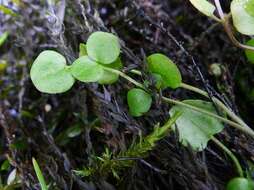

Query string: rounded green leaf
[189,0,216,17]
[147,53,182,89]
[127,88,152,117]
[169,100,224,151]
[231,0,254,35]
[30,50,75,94]
[71,56,104,82]
[226,178,254,190]
[245,39,254,64]
[99,58,123,84]
[87,31,120,64]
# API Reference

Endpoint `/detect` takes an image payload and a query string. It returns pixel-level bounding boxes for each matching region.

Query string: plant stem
[211,137,243,177]
[213,0,254,51]
[161,96,249,135]
[103,67,145,90]
[103,67,254,137]
[180,83,254,138]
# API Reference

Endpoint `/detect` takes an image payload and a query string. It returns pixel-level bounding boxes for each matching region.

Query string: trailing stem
[103,67,254,138]
[211,137,244,177]
[213,0,254,51]
[180,83,254,138]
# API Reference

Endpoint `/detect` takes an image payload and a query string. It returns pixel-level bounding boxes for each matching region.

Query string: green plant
[226,177,254,190]
[32,158,48,190]
[74,113,180,179]
[245,39,254,64]
[30,31,254,183]
[0,32,8,47]
[188,0,254,51]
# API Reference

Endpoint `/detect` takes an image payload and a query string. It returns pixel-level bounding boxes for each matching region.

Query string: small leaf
[30,50,75,94]
[7,169,17,185]
[231,0,254,35]
[189,0,216,17]
[226,177,254,190]
[127,88,152,117]
[79,43,87,57]
[66,125,83,138]
[1,160,10,171]
[0,32,8,47]
[245,0,254,17]
[70,56,104,82]
[169,100,224,151]
[32,158,48,190]
[147,53,182,89]
[245,39,254,64]
[87,31,120,64]
[0,5,17,16]
[99,58,123,84]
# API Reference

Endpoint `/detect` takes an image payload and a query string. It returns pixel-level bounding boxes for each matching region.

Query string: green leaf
[1,160,10,171]
[30,50,75,94]
[147,53,182,89]
[245,0,254,17]
[32,158,48,190]
[87,31,120,64]
[169,100,224,151]
[226,178,254,190]
[79,43,87,57]
[127,88,152,117]
[231,0,254,35]
[0,32,8,47]
[245,39,254,64]
[0,5,17,17]
[99,58,123,84]
[70,56,104,82]
[189,0,216,17]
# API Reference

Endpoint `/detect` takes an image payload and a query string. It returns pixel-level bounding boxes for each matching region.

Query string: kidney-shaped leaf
[245,39,254,64]
[189,0,216,17]
[231,0,254,35]
[169,100,224,151]
[127,88,152,117]
[99,58,123,84]
[226,177,254,190]
[147,53,182,89]
[30,50,75,94]
[71,56,104,82]
[87,31,120,64]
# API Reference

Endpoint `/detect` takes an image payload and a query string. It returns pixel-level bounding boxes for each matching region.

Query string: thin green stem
[103,67,252,137]
[103,67,145,90]
[161,97,249,135]
[130,69,142,76]
[180,83,254,138]
[211,137,243,177]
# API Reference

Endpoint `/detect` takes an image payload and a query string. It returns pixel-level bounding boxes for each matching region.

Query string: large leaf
[70,56,104,82]
[87,31,120,64]
[245,39,254,64]
[169,100,224,151]
[231,0,254,35]
[30,50,75,94]
[127,88,152,117]
[147,53,182,89]
[189,0,216,17]
[99,58,123,84]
